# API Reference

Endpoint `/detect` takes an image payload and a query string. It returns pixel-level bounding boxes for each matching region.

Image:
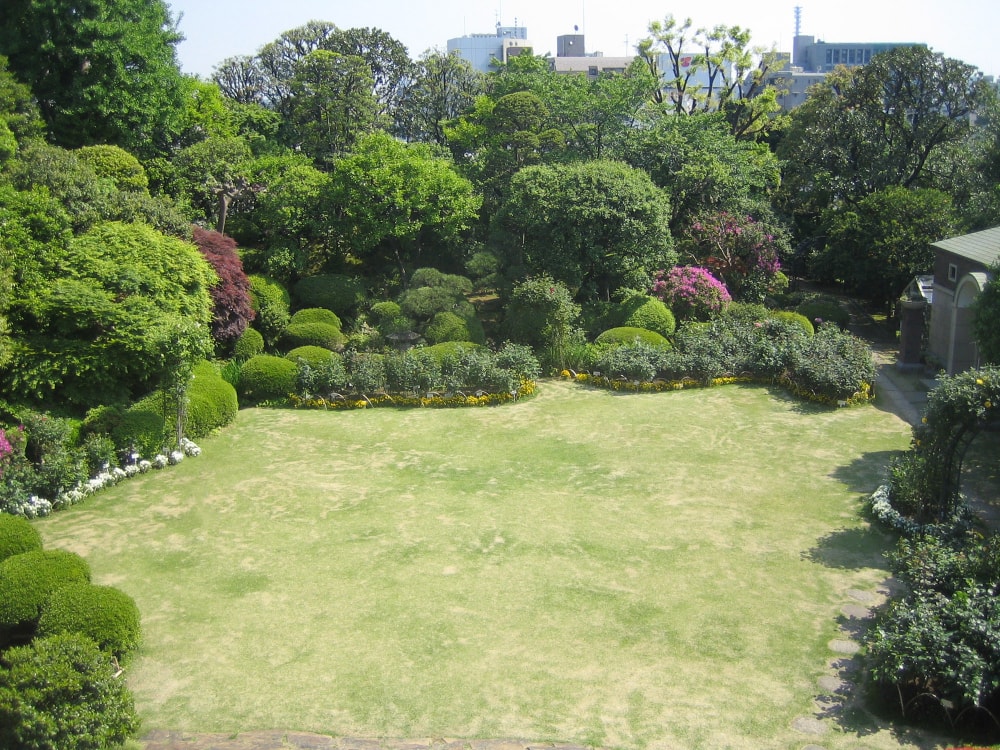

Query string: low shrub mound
[38,583,142,663]
[424,311,485,345]
[186,362,239,439]
[620,295,676,339]
[290,308,342,329]
[249,274,291,347]
[419,341,484,364]
[0,633,139,750]
[796,299,850,328]
[233,326,265,361]
[285,345,336,369]
[0,515,42,563]
[281,322,347,351]
[239,355,298,403]
[0,550,91,638]
[293,274,365,318]
[768,310,814,336]
[595,327,671,348]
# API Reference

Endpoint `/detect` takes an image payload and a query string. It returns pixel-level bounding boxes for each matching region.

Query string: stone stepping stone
[818,675,847,693]
[846,589,879,604]
[792,717,828,735]
[830,638,861,654]
[841,603,870,620]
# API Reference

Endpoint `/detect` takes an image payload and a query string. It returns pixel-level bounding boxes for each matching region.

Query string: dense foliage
[37,584,142,662]
[192,228,255,350]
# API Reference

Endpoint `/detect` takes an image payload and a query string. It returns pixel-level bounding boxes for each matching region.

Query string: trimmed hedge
[768,310,814,337]
[186,364,238,439]
[38,583,142,662]
[796,299,850,329]
[0,515,43,563]
[285,345,336,369]
[424,311,485,345]
[249,274,291,347]
[595,327,671,348]
[233,326,264,361]
[0,633,139,750]
[281,322,347,351]
[0,550,91,634]
[290,307,342,329]
[239,355,298,403]
[293,274,365,317]
[419,341,484,364]
[620,296,676,339]
[111,396,166,460]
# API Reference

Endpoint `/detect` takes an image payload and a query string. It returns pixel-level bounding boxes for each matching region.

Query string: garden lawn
[37,380,926,750]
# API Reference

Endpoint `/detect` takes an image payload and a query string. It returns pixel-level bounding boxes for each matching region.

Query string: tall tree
[397,50,483,145]
[325,131,481,282]
[778,46,988,229]
[637,15,785,140]
[0,0,187,157]
[492,160,675,299]
[284,50,379,162]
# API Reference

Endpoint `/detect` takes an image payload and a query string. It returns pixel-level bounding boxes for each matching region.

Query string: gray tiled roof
[932,226,1000,267]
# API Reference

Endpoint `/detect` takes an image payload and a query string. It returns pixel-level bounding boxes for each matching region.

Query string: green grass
[36,380,925,749]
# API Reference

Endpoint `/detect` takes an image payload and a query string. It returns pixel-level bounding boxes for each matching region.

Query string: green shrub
[295,352,348,397]
[285,345,335,369]
[768,310,814,337]
[419,341,484,364]
[185,367,238,439]
[720,302,769,325]
[0,550,91,636]
[0,633,140,750]
[595,327,671,348]
[80,433,118,477]
[18,411,86,503]
[281,322,347,351]
[238,355,297,403]
[293,274,365,317]
[399,285,474,322]
[494,342,542,381]
[233,326,264,361]
[111,397,166,457]
[290,307,342,329]
[620,295,676,338]
[248,274,291,347]
[38,583,141,662]
[0,516,42,563]
[796,299,850,329]
[79,405,124,441]
[594,340,671,382]
[386,349,443,393]
[788,323,875,401]
[424,311,485,345]
[343,352,386,394]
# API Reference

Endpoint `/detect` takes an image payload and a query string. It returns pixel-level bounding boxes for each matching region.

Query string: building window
[588,66,598,77]
[848,49,856,64]
[948,263,958,282]
[826,49,832,64]
[864,49,872,63]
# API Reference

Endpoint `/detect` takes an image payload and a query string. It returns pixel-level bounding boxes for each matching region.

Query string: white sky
[166,0,998,80]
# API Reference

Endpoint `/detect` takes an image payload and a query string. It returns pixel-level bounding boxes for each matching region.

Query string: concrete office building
[446,24,533,73]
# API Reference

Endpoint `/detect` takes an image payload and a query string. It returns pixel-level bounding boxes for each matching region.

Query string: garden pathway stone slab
[840,603,870,620]
[829,639,861,655]
[791,717,828,735]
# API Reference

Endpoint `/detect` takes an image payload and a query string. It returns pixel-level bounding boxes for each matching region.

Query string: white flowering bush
[5,440,202,518]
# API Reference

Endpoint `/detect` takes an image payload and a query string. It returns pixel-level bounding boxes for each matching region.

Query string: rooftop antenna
[624,34,629,56]
[794,6,802,37]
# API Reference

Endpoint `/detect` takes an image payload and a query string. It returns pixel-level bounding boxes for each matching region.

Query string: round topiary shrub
[293,274,365,318]
[768,310,815,337]
[620,296,676,338]
[38,583,141,662]
[185,367,239,439]
[233,326,264,361]
[424,311,485,345]
[285,345,335,369]
[281,322,347,351]
[0,632,140,750]
[0,515,42,563]
[0,550,91,637]
[595,327,671,348]
[238,355,298,403]
[290,307,342,329]
[796,299,850,329]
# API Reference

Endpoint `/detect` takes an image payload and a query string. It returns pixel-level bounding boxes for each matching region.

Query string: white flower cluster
[23,439,203,517]
[868,483,973,536]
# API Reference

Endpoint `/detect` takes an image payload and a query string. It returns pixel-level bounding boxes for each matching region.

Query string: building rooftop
[932,226,1000,267]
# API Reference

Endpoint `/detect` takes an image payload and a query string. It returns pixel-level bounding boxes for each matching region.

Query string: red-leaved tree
[192,227,255,350]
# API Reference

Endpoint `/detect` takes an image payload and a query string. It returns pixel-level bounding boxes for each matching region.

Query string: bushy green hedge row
[584,317,874,403]
[38,583,141,662]
[595,327,671,348]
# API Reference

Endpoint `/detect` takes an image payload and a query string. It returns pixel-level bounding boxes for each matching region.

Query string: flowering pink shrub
[681,212,785,302]
[651,266,732,321]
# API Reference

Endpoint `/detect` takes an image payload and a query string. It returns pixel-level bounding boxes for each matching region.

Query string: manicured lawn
[37,380,927,749]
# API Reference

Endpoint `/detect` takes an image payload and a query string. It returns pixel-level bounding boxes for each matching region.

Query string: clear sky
[165,0,998,80]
